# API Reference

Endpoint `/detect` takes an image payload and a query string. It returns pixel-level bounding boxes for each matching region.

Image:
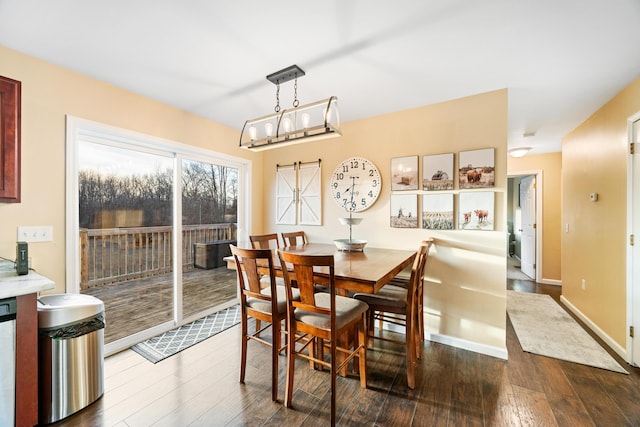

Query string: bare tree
[80,162,237,229]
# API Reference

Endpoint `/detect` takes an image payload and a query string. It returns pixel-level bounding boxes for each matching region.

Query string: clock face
[330,157,382,212]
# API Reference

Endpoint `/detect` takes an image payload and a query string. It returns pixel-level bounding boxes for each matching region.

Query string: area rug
[507,291,628,374]
[132,304,240,363]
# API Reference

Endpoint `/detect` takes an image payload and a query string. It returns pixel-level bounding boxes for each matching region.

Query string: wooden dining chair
[385,237,434,357]
[230,245,299,401]
[281,231,307,246]
[277,249,368,426]
[249,233,281,250]
[352,238,433,389]
[249,233,287,290]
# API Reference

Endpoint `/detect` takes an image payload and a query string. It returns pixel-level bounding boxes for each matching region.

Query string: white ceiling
[1,0,639,154]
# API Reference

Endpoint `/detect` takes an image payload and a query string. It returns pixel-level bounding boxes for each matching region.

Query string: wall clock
[330,157,382,212]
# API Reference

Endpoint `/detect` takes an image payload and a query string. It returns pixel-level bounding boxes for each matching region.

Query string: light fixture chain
[274,81,281,113]
[293,77,299,108]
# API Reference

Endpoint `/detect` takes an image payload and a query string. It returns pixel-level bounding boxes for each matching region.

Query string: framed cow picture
[458,191,494,230]
[459,148,495,189]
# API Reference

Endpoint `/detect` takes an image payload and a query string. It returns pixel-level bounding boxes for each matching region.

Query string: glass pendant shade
[240,96,341,151]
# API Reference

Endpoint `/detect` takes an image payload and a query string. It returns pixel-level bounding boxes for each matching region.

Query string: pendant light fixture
[239,65,341,151]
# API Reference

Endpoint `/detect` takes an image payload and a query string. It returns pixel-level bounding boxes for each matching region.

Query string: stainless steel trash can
[37,294,105,424]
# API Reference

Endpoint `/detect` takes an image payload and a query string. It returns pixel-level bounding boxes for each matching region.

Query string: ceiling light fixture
[239,65,341,151]
[508,147,532,158]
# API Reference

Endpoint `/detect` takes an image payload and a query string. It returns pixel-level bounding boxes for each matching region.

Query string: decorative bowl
[333,238,367,252]
[338,217,363,226]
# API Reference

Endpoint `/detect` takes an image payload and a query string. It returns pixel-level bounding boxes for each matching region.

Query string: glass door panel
[181,159,238,319]
[78,141,174,344]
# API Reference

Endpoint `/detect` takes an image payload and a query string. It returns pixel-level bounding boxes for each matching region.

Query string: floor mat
[131,304,240,363]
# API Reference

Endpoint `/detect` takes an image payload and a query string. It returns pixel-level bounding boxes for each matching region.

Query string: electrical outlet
[17,226,53,243]
[581,279,586,290]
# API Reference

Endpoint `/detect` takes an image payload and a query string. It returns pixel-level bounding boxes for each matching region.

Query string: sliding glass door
[67,117,247,355]
[181,159,238,320]
[78,141,175,343]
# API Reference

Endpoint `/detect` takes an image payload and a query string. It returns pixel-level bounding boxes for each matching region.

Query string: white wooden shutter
[298,162,322,225]
[276,164,297,225]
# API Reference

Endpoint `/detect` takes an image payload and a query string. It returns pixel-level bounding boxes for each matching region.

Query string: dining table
[226,242,417,295]
[226,242,417,378]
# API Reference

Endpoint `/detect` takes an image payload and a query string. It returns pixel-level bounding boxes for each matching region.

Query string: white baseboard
[426,333,508,360]
[539,278,562,286]
[560,295,629,363]
[381,321,508,360]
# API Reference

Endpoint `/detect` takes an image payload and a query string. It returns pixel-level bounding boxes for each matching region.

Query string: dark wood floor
[55,278,640,426]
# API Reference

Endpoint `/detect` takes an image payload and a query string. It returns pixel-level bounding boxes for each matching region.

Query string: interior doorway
[507,172,542,282]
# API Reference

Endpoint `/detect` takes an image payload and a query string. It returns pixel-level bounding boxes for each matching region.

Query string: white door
[631,115,640,365]
[519,175,536,279]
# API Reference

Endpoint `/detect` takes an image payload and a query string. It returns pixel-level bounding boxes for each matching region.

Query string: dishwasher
[0,297,17,427]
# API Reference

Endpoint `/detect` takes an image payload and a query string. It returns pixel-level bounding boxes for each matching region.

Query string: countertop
[0,260,55,299]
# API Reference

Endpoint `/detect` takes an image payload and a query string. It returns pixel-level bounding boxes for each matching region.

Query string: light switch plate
[17,226,53,242]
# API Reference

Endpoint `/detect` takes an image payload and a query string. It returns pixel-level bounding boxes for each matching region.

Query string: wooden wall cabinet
[0,75,21,203]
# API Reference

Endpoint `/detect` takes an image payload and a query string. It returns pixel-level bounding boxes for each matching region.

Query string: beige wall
[0,44,264,291]
[508,152,562,282]
[562,76,640,348]
[262,90,509,356]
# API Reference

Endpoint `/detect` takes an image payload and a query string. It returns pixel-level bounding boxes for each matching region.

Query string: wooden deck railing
[79,223,236,290]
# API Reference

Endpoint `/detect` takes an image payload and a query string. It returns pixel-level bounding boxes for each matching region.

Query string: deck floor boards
[83,266,237,343]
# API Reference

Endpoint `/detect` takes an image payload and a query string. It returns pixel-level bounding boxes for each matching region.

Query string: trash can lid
[38,293,104,328]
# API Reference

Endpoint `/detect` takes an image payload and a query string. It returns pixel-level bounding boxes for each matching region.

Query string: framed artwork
[391,156,418,190]
[423,153,454,191]
[275,164,296,225]
[458,191,495,230]
[422,193,454,230]
[390,194,418,228]
[459,148,495,189]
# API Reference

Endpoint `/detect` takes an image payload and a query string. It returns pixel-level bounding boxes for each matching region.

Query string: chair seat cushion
[295,293,368,329]
[353,284,407,309]
[260,275,286,288]
[247,286,300,314]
